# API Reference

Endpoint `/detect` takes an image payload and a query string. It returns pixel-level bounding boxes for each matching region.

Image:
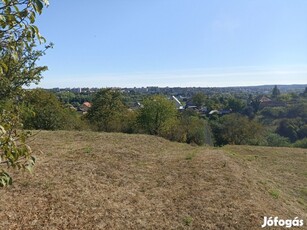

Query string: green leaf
[30,25,39,35]
[0,171,13,187]
[11,51,19,61]
[29,11,36,23]
[19,10,28,18]
[0,15,5,23]
[34,0,44,14]
[0,62,8,72]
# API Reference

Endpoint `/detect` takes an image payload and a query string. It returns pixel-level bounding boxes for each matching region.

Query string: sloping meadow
[0,131,306,229]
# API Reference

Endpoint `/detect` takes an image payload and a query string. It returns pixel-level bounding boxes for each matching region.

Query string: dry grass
[223,145,307,213]
[0,131,306,229]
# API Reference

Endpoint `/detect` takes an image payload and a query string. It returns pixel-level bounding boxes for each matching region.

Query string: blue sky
[35,0,307,88]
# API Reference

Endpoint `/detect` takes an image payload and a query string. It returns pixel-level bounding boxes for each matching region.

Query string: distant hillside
[0,131,306,229]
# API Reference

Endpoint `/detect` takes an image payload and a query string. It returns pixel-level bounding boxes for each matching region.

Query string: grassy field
[0,131,306,229]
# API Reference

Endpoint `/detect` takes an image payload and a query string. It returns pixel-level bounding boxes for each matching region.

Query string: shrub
[293,138,307,148]
[210,114,263,146]
[22,89,85,130]
[137,95,178,135]
[186,117,213,146]
[86,89,128,132]
[266,133,290,147]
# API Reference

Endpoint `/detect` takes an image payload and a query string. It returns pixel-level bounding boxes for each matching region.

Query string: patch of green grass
[224,149,237,156]
[269,189,280,199]
[83,146,93,154]
[183,216,193,226]
[185,151,197,160]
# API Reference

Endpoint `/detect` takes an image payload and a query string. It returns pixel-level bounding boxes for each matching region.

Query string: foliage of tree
[210,114,263,146]
[86,89,129,132]
[276,119,302,143]
[159,111,213,146]
[226,97,245,112]
[22,89,86,130]
[260,107,287,119]
[265,133,290,147]
[55,91,93,106]
[185,116,213,146]
[0,102,35,187]
[191,92,206,109]
[0,0,49,186]
[242,106,256,119]
[286,103,307,120]
[0,0,52,99]
[271,85,280,99]
[276,119,295,142]
[293,138,307,148]
[137,95,178,135]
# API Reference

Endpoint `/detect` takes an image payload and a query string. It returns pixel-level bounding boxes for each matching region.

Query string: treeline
[10,87,307,148]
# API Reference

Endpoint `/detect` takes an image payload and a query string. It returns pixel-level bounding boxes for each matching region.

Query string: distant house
[260,96,272,103]
[184,100,196,109]
[80,102,92,113]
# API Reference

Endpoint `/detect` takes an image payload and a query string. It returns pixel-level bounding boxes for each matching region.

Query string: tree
[137,95,178,135]
[0,0,52,98]
[266,133,290,147]
[158,111,214,146]
[0,0,49,186]
[226,97,245,112]
[22,89,85,130]
[191,92,206,109]
[276,119,299,143]
[210,114,263,146]
[86,89,129,132]
[271,85,280,99]
[185,116,213,146]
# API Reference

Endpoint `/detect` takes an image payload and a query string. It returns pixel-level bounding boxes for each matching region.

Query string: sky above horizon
[34,0,307,88]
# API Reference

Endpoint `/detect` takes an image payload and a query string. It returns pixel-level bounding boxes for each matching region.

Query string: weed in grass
[225,150,237,156]
[269,189,280,199]
[185,151,197,160]
[83,146,93,154]
[183,216,193,226]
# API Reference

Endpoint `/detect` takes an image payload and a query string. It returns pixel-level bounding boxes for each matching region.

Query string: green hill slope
[0,131,306,229]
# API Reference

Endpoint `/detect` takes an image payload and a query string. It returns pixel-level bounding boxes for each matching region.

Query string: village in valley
[46,84,307,116]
